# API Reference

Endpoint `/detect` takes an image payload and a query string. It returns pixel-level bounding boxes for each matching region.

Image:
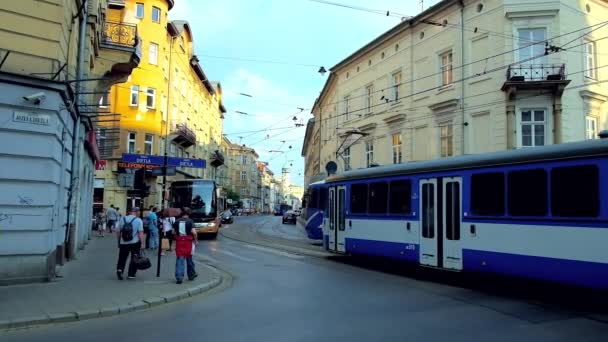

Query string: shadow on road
[326,255,608,315]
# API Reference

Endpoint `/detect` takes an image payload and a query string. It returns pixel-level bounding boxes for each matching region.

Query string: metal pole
[158,35,175,277]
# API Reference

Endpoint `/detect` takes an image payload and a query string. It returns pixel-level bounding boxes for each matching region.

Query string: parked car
[294,209,302,216]
[282,210,297,224]
[220,210,234,224]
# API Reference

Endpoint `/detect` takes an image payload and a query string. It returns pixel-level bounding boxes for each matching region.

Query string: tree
[227,189,240,203]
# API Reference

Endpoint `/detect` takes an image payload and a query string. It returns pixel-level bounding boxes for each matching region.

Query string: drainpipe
[65,0,87,257]
[459,0,466,155]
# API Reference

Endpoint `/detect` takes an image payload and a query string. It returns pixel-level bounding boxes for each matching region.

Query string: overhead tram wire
[314,62,608,133]
[311,34,608,127]
[313,20,608,110]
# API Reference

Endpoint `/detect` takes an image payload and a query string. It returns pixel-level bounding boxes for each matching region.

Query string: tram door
[336,186,346,253]
[442,177,463,270]
[419,179,438,267]
[328,186,346,253]
[328,187,336,251]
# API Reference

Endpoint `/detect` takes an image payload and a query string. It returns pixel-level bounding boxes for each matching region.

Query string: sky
[168,0,441,187]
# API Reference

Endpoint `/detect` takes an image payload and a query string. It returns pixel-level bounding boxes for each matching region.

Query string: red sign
[95,160,107,170]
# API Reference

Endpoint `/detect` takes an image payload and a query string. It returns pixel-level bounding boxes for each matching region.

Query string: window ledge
[437,84,455,94]
[469,76,492,85]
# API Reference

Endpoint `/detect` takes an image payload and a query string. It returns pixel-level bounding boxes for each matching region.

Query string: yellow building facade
[95,0,226,211]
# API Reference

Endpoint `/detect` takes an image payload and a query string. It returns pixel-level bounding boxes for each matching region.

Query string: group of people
[96,205,198,284]
[95,205,121,237]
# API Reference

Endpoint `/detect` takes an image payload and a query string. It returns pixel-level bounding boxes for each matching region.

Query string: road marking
[216,249,255,262]
[197,253,220,263]
[243,244,305,259]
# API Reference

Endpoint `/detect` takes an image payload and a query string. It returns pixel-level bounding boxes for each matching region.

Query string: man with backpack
[116,207,144,280]
[173,207,198,284]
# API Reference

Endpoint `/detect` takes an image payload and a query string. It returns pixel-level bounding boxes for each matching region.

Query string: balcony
[97,21,140,80]
[502,64,570,96]
[107,0,126,8]
[171,123,196,147]
[102,21,138,49]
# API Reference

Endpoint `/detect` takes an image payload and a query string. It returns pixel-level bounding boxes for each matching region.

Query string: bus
[169,179,220,239]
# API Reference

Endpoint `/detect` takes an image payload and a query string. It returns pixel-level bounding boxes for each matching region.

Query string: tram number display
[405,244,416,251]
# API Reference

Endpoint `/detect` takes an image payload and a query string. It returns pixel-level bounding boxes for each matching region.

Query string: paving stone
[127,300,149,311]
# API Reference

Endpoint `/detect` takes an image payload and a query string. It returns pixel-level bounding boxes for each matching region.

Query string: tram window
[350,183,368,214]
[319,188,329,211]
[471,173,505,216]
[311,188,319,209]
[389,180,412,214]
[508,169,547,216]
[369,182,388,214]
[421,183,435,238]
[551,165,599,217]
[446,182,461,240]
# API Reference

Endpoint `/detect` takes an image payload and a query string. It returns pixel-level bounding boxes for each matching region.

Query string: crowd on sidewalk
[94,205,198,284]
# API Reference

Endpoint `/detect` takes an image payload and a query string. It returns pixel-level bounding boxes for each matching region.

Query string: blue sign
[121,153,164,165]
[167,157,206,168]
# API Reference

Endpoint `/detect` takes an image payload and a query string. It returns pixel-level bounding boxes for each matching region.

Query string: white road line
[197,253,220,264]
[216,249,256,262]
[243,244,305,259]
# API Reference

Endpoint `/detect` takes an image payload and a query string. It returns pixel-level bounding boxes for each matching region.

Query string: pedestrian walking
[116,207,144,280]
[106,205,118,233]
[96,209,107,237]
[148,206,159,250]
[161,214,176,256]
[173,207,198,284]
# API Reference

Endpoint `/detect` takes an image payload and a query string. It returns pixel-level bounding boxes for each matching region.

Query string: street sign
[167,157,206,168]
[152,166,177,176]
[121,153,164,165]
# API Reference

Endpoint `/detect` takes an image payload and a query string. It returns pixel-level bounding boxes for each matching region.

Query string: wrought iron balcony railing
[102,21,138,48]
[172,123,196,147]
[506,64,566,82]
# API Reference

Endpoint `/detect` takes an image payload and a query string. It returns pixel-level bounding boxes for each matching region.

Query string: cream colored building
[0,0,139,283]
[226,139,261,210]
[306,0,608,175]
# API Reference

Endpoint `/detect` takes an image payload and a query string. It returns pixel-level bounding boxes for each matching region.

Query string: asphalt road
[3,216,608,342]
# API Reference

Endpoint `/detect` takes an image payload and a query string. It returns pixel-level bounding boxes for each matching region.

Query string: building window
[343,147,351,171]
[127,132,136,153]
[241,188,248,196]
[585,41,597,79]
[146,87,156,109]
[366,85,373,114]
[520,109,546,147]
[152,6,161,23]
[170,143,176,157]
[586,116,598,139]
[518,28,546,64]
[392,71,401,101]
[391,133,402,163]
[135,3,144,18]
[343,95,351,121]
[144,134,153,154]
[130,85,139,106]
[440,51,453,86]
[98,92,109,108]
[365,141,374,167]
[241,155,247,164]
[149,42,158,65]
[97,129,107,151]
[440,123,453,157]
[241,171,247,181]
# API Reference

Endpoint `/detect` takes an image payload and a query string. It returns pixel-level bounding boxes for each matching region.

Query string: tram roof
[326,139,608,183]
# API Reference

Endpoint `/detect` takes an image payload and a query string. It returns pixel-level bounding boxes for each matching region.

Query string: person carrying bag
[173,207,198,284]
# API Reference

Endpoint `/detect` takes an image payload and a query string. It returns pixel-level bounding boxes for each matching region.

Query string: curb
[1,263,223,331]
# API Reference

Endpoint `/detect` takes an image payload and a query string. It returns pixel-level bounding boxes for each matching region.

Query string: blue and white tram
[322,139,608,289]
[303,181,326,240]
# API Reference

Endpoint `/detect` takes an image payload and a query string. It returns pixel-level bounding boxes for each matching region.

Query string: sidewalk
[0,235,222,330]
